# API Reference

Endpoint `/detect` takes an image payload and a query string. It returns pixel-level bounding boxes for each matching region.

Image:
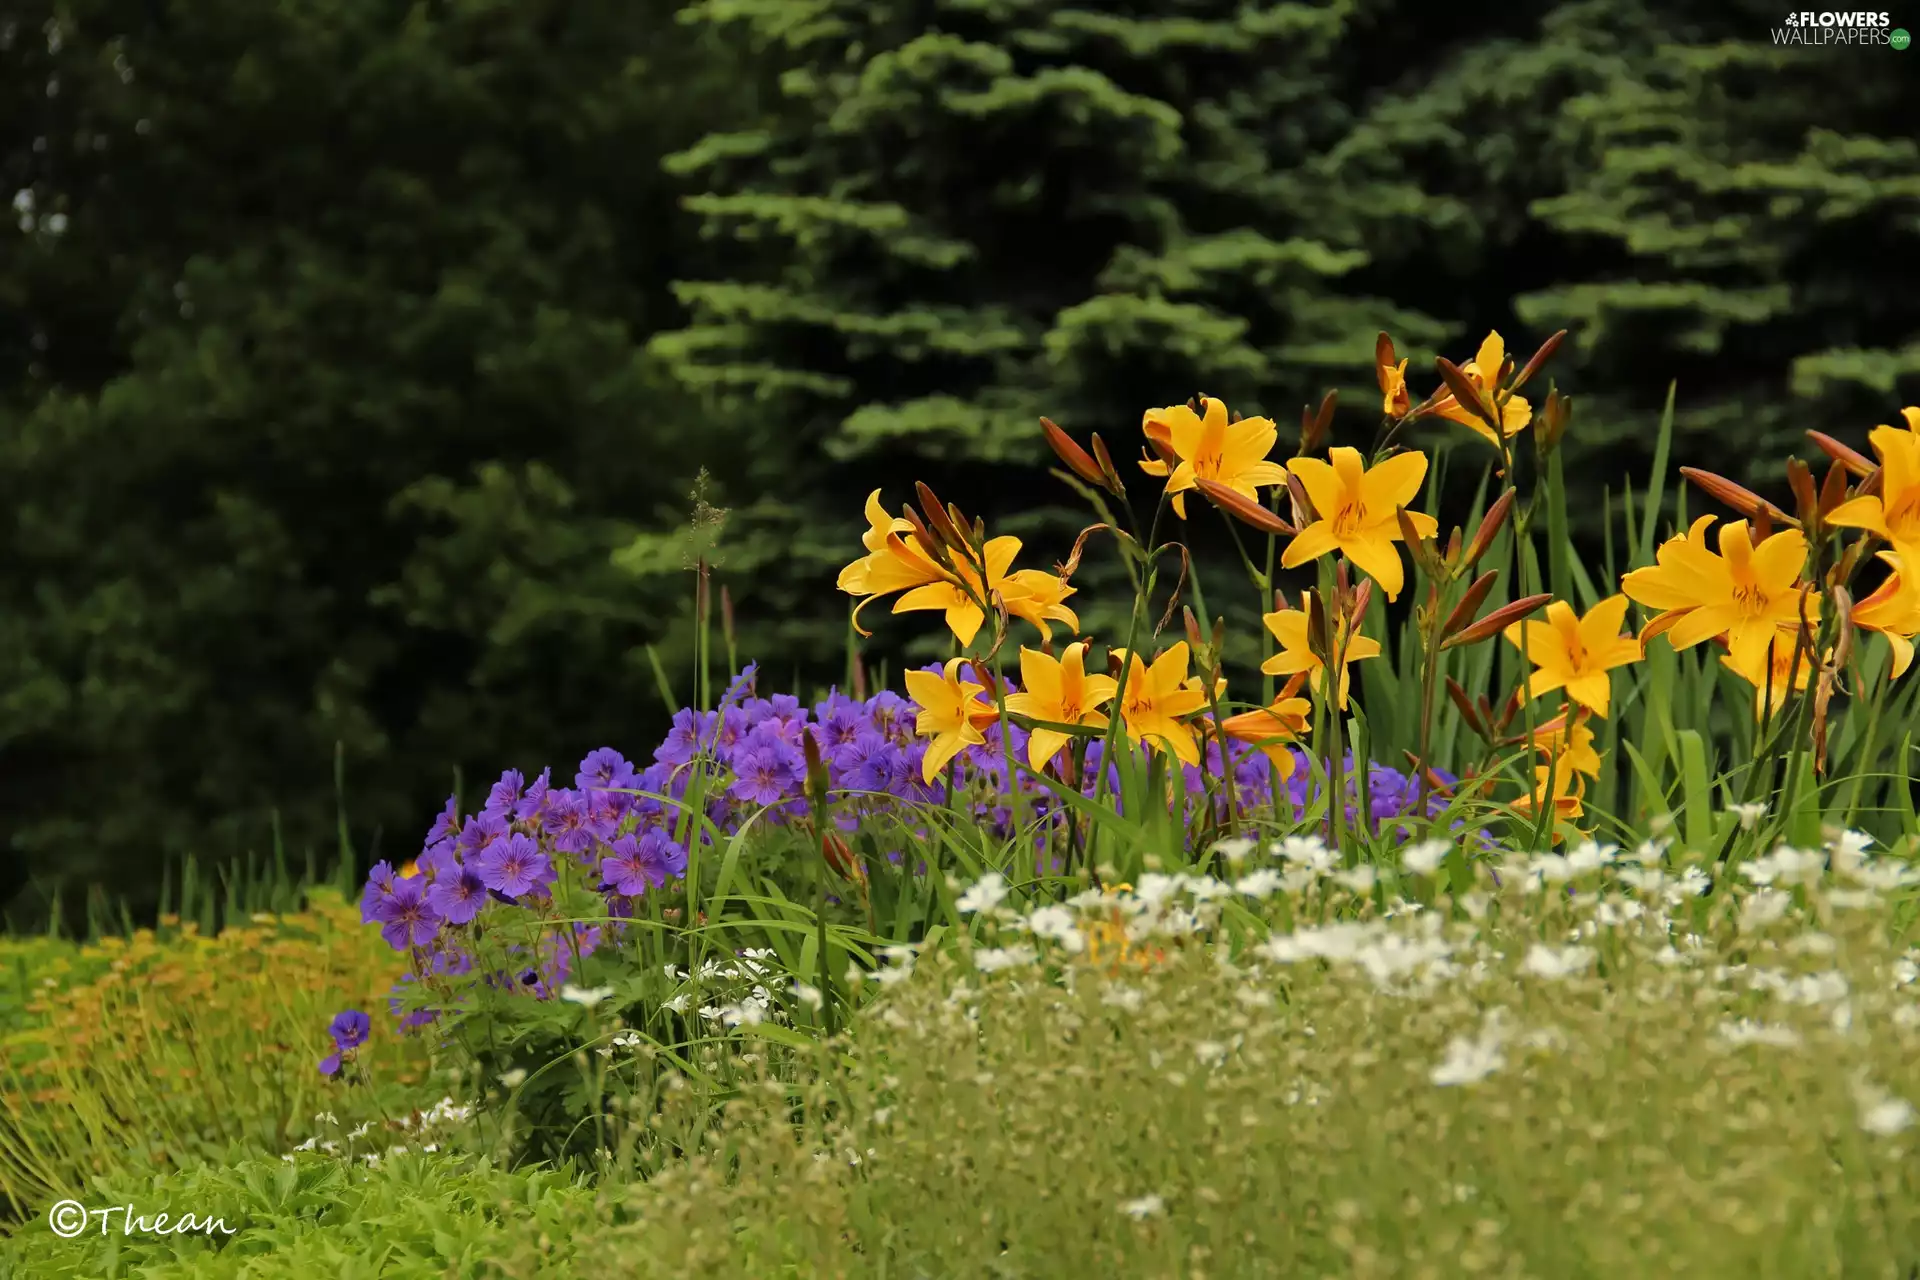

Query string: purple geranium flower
[329,1009,371,1052]
[472,832,556,899]
[483,769,526,820]
[576,747,638,795]
[360,860,400,924]
[656,708,719,767]
[373,878,443,951]
[426,866,490,925]
[541,789,595,856]
[730,736,804,806]
[457,812,509,859]
[601,829,689,896]
[514,767,553,822]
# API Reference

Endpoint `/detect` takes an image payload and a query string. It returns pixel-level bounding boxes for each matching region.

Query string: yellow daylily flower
[1620,516,1815,673]
[1002,643,1117,771]
[1502,594,1643,718]
[1218,691,1312,777]
[1113,642,1210,767]
[1828,422,1920,567]
[903,658,1001,783]
[1852,550,1920,679]
[1720,632,1818,717]
[1137,396,1289,520]
[1530,714,1603,780]
[1260,592,1381,710]
[1282,447,1438,601]
[1434,330,1531,447]
[1512,763,1585,835]
[999,568,1081,644]
[1379,356,1411,418]
[892,535,1022,648]
[838,490,954,635]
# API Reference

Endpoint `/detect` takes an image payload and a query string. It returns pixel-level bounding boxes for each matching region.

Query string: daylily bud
[1303,389,1337,454]
[1464,488,1517,569]
[1089,433,1126,497]
[1441,592,1551,651]
[899,507,952,569]
[1350,576,1375,628]
[1537,388,1570,454]
[1787,458,1819,534]
[1444,526,1463,567]
[1193,477,1296,536]
[1830,587,1855,670]
[1306,591,1332,666]
[1285,472,1315,528]
[1434,356,1501,433]
[720,584,737,656]
[1446,676,1489,741]
[1819,459,1850,521]
[1753,506,1773,544]
[1861,467,1885,500]
[801,728,830,804]
[1511,329,1567,394]
[821,828,864,883]
[1396,507,1446,578]
[915,482,966,552]
[1183,606,1204,654]
[1806,430,1874,478]
[1040,416,1107,491]
[1678,467,1798,528]
[1494,689,1524,735]
[1438,571,1500,645]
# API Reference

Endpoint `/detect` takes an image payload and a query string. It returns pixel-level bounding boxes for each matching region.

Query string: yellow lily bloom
[1621,516,1814,673]
[1218,692,1312,777]
[1003,643,1117,771]
[1434,331,1531,447]
[1828,422,1920,567]
[1378,356,1411,418]
[1282,447,1438,601]
[999,568,1081,644]
[1512,763,1586,834]
[837,490,951,635]
[1850,550,1920,679]
[1260,592,1381,710]
[1529,715,1603,780]
[903,658,1001,783]
[1502,594,1643,718]
[1137,397,1289,520]
[1113,642,1210,767]
[1720,632,1817,717]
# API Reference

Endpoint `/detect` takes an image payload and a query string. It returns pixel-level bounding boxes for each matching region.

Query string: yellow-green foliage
[0,889,430,1209]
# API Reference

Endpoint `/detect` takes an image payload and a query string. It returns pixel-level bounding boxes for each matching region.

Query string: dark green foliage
[0,0,751,915]
[2,0,1917,916]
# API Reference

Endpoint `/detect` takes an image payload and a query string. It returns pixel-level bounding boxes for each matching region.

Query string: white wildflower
[1193,1040,1229,1068]
[1234,869,1284,899]
[1276,835,1334,870]
[1212,836,1257,864]
[1522,944,1595,981]
[1716,1019,1801,1047]
[1332,866,1377,894]
[1566,838,1618,872]
[1119,1194,1165,1220]
[973,945,1039,973]
[1402,839,1451,876]
[1101,984,1147,1012]
[956,873,1009,915]
[1728,801,1767,830]
[1431,1013,1508,1087]
[1025,905,1085,951]
[1855,1079,1916,1137]
[560,984,615,1009]
[792,982,824,1010]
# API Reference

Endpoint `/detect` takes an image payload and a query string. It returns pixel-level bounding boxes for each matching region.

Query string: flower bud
[1806,430,1874,478]
[1040,416,1107,491]
[1438,570,1501,645]
[1678,467,1798,528]
[1442,593,1551,651]
[1193,478,1295,536]
[1511,329,1567,395]
[1463,488,1517,569]
[1435,356,1501,433]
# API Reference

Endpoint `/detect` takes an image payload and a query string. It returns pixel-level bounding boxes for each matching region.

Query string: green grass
[11,827,1920,1277]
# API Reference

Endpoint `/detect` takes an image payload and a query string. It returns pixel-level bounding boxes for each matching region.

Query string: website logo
[1773,10,1902,44]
